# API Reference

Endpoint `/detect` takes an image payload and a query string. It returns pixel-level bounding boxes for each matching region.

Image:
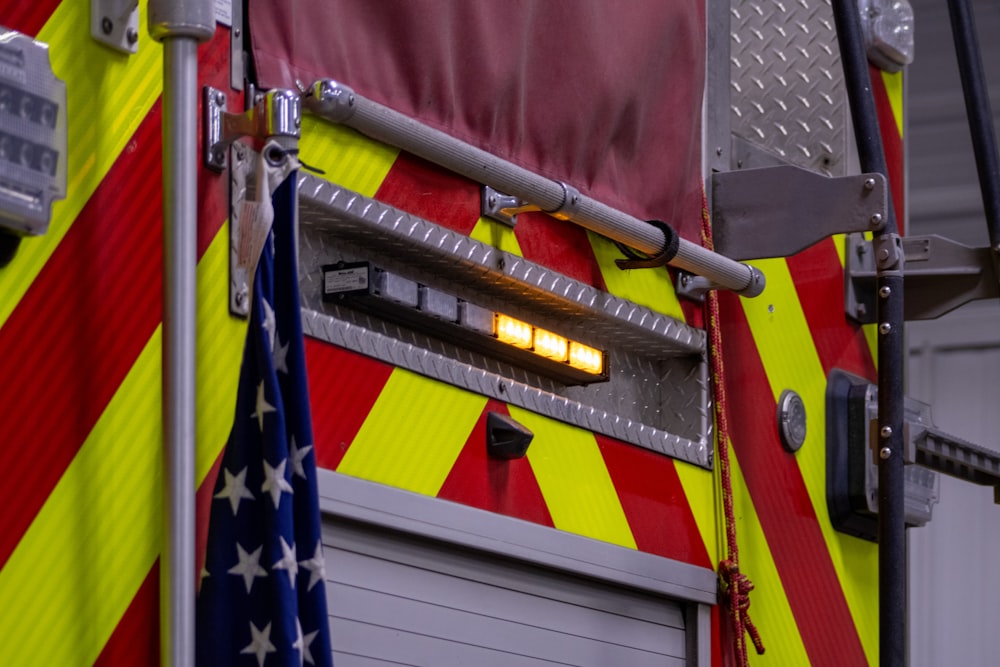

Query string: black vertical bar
[946,0,1000,254]
[830,2,907,666]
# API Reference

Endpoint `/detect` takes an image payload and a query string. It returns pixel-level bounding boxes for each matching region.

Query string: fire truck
[2,0,999,665]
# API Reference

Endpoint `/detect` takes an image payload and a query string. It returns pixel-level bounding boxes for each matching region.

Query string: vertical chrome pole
[148,2,215,666]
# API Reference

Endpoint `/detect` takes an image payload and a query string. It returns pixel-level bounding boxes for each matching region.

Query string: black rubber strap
[614,219,680,269]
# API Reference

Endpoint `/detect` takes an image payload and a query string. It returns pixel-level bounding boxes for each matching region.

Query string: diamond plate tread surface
[301,308,711,468]
[297,174,705,358]
[730,0,847,175]
[295,174,712,467]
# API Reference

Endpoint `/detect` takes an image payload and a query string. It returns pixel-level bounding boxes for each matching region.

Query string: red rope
[700,193,765,664]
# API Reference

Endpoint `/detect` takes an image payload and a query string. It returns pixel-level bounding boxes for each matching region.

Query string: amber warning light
[323,262,607,385]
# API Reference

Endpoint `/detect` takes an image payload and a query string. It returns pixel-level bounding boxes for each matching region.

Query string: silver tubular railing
[303,79,765,297]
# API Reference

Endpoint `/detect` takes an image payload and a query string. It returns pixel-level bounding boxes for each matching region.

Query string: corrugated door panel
[323,518,687,667]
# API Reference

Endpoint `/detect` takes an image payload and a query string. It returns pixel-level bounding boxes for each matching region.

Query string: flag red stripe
[596,434,712,568]
[437,401,555,527]
[93,563,160,667]
[786,239,877,379]
[305,339,395,470]
[719,293,868,665]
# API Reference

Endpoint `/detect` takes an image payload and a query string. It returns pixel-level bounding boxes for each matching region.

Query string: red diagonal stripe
[0,105,163,570]
[0,33,232,571]
[3,1,62,36]
[786,239,877,379]
[94,562,159,667]
[596,434,712,568]
[871,66,906,231]
[374,152,481,235]
[719,292,868,665]
[514,212,607,289]
[305,338,394,470]
[438,401,555,527]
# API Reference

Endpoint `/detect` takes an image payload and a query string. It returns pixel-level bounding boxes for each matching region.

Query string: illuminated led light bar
[569,341,604,375]
[495,314,533,350]
[533,328,568,362]
[322,261,608,384]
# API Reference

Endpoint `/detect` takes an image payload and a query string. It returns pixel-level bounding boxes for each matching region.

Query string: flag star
[214,466,255,515]
[272,536,298,588]
[292,618,305,667]
[261,298,276,352]
[251,381,276,432]
[273,337,290,374]
[241,621,277,667]
[289,436,314,480]
[228,543,267,594]
[299,540,326,592]
[262,458,293,509]
[300,627,319,666]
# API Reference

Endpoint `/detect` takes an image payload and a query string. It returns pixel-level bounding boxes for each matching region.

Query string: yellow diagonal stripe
[0,220,244,664]
[674,461,721,568]
[469,217,523,255]
[511,406,636,549]
[740,257,878,664]
[195,223,250,481]
[337,369,487,496]
[881,71,904,138]
[299,115,398,197]
[0,327,162,666]
[588,232,686,321]
[724,443,811,666]
[0,0,163,329]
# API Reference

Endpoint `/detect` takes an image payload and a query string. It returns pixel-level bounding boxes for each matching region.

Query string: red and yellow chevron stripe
[0,3,904,664]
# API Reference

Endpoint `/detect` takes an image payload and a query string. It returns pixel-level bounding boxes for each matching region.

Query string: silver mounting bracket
[481,185,540,227]
[676,265,766,302]
[91,0,140,54]
[203,86,301,171]
[229,143,253,317]
[711,165,888,261]
[846,233,1000,322]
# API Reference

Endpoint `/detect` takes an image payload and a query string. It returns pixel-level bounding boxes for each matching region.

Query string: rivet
[855,303,867,317]
[101,16,113,35]
[878,248,890,261]
[870,213,883,227]
[880,447,892,460]
[234,27,241,38]
[215,90,226,106]
[864,178,876,190]
[716,147,724,156]
[879,322,891,334]
[126,28,138,45]
[880,426,893,438]
[879,286,891,298]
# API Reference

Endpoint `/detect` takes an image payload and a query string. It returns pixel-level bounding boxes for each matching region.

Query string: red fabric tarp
[249,0,705,239]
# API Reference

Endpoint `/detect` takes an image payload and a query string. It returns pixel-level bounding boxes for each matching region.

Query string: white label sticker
[324,266,369,294]
[215,0,232,26]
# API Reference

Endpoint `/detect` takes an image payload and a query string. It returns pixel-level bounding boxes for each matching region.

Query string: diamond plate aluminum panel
[296,175,712,468]
[730,0,848,175]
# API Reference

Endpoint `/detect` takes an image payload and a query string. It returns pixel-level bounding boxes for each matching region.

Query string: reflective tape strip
[469,217,524,255]
[739,257,876,664]
[195,226,250,483]
[881,71,904,138]
[0,0,163,329]
[673,463,721,567]
[512,406,637,549]
[588,231,687,322]
[300,115,399,198]
[337,368,488,496]
[0,328,162,666]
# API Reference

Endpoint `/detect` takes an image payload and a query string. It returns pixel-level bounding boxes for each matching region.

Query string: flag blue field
[197,172,333,667]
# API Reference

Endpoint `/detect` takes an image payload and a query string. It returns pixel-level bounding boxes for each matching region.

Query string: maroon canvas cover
[249,0,705,239]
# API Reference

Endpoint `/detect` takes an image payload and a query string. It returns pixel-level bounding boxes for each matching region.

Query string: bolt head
[880,447,892,460]
[879,285,891,298]
[879,322,892,334]
[880,425,893,438]
[870,213,883,227]
[864,178,876,190]
[101,16,113,35]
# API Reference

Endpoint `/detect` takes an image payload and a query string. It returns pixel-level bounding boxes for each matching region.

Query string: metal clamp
[91,0,140,54]
[203,86,301,171]
[480,185,539,227]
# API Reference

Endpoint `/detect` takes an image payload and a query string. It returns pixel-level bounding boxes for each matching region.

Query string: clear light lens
[568,342,604,374]
[533,328,568,361]
[495,314,533,349]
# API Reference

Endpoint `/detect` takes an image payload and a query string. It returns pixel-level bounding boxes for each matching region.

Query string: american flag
[197,172,333,667]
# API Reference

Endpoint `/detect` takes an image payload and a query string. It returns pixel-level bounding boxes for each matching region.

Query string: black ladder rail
[830,2,907,666]
[946,0,1000,264]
